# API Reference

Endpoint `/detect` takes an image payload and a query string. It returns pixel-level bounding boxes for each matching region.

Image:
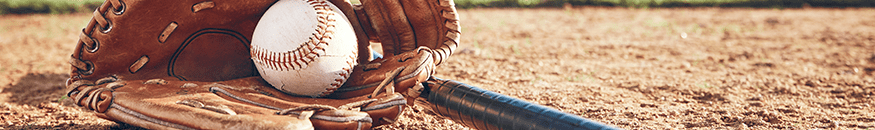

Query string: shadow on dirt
[3,73,148,129]
[4,73,69,106]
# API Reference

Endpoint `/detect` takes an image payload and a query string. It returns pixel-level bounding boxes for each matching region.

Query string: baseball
[250,0,358,97]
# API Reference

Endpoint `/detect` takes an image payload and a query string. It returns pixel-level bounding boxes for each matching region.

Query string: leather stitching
[71,0,126,79]
[435,0,460,66]
[191,1,215,13]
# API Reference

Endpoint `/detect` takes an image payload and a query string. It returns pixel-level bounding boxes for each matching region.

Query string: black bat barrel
[420,78,621,130]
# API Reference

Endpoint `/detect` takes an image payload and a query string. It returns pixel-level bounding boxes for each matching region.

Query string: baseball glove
[67,76,405,129]
[66,0,459,129]
[327,0,461,105]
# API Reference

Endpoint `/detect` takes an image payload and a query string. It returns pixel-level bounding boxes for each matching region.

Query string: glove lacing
[68,0,125,77]
[273,70,402,117]
[68,0,217,85]
[430,0,461,66]
[66,76,121,113]
[270,68,405,123]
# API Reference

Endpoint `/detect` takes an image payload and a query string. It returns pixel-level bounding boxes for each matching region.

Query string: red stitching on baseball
[251,0,337,71]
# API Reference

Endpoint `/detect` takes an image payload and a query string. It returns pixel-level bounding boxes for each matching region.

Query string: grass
[57,95,68,103]
[699,82,712,88]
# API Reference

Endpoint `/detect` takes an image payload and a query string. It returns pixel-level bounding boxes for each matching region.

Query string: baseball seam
[251,0,336,71]
[325,49,357,96]
[251,0,356,96]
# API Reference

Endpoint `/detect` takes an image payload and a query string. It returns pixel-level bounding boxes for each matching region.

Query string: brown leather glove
[68,0,271,83]
[327,0,461,106]
[66,54,423,129]
[67,0,459,129]
[353,0,461,66]
[65,0,404,129]
[66,76,406,129]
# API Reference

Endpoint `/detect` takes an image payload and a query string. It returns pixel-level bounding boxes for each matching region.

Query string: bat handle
[419,78,621,130]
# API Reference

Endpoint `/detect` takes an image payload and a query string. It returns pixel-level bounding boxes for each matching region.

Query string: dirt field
[2,7,874,129]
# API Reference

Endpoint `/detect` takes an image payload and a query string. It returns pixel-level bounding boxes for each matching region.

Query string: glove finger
[359,0,460,66]
[419,0,460,66]
[361,0,416,56]
[334,47,433,103]
[212,77,406,126]
[209,77,403,108]
[105,81,315,129]
[400,0,437,52]
[108,93,314,130]
[72,77,394,130]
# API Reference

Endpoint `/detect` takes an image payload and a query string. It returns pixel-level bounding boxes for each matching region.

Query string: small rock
[457,48,479,55]
[747,94,762,101]
[830,88,845,93]
[749,102,763,107]
[805,80,821,87]
[734,122,748,129]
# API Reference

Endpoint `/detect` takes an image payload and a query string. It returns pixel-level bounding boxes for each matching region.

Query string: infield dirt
[1,7,873,129]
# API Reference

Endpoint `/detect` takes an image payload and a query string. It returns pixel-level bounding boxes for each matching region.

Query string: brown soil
[2,7,874,129]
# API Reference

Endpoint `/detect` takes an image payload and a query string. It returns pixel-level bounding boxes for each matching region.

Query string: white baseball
[250,0,358,97]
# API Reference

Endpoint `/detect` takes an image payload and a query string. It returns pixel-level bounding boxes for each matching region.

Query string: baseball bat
[418,78,621,130]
